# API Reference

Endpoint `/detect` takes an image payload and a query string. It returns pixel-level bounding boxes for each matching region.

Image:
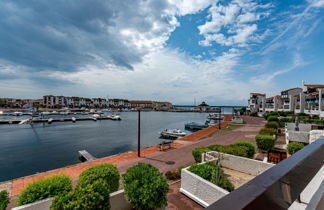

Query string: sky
[0,0,324,105]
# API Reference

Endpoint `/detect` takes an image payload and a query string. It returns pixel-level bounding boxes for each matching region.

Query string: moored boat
[184,122,209,130]
[160,129,186,139]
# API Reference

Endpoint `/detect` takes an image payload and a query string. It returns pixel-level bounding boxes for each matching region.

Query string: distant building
[196,101,209,112]
[247,93,266,113]
[249,81,324,118]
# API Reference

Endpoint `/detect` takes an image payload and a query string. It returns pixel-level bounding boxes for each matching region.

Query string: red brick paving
[8,115,264,201]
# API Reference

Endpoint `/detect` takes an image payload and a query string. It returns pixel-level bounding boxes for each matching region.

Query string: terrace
[205,139,324,210]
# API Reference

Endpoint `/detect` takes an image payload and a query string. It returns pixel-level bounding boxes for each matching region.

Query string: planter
[180,152,274,207]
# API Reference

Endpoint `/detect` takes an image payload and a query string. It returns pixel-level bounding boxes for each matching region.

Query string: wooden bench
[159,141,173,151]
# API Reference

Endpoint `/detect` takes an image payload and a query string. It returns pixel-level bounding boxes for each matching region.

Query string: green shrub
[259,128,278,136]
[188,162,222,181]
[188,162,234,192]
[249,112,258,117]
[265,121,279,129]
[207,144,222,151]
[279,118,294,123]
[0,190,9,210]
[296,112,309,117]
[208,144,250,158]
[232,141,256,158]
[218,145,249,158]
[17,174,72,206]
[165,166,184,181]
[51,179,110,210]
[192,147,211,163]
[267,116,279,122]
[287,142,304,155]
[217,178,234,192]
[123,163,169,210]
[255,135,276,151]
[78,164,119,193]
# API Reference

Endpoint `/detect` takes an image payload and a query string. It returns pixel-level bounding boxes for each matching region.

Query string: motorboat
[160,129,186,139]
[108,115,121,120]
[207,113,223,120]
[13,111,23,116]
[185,122,209,130]
[92,114,100,118]
[18,118,32,125]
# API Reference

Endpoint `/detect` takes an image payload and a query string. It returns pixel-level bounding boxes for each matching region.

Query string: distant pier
[0,116,121,124]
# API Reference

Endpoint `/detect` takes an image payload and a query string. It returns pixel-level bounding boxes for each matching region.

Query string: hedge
[255,135,276,151]
[265,121,279,129]
[287,142,304,155]
[123,163,169,210]
[78,164,119,193]
[207,142,254,158]
[188,162,234,192]
[267,116,279,122]
[51,179,110,210]
[192,147,211,163]
[279,118,294,123]
[17,174,72,206]
[0,191,9,210]
[232,141,256,158]
[259,128,278,136]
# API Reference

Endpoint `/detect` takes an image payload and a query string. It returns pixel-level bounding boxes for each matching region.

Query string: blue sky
[0,0,323,105]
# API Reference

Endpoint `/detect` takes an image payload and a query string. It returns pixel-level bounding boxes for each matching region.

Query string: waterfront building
[277,88,302,112]
[129,100,153,109]
[249,82,324,118]
[247,93,266,113]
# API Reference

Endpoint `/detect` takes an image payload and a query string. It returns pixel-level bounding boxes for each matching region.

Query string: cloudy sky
[0,0,323,105]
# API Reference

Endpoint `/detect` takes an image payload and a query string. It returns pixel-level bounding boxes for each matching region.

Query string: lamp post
[137,109,141,157]
[219,106,222,130]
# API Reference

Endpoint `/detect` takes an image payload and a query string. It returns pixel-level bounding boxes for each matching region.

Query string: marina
[0,111,221,182]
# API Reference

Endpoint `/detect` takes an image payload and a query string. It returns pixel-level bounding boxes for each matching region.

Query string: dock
[0,116,121,124]
[78,150,96,162]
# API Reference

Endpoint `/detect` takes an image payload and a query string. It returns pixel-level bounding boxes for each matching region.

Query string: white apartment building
[247,93,266,113]
[249,82,324,118]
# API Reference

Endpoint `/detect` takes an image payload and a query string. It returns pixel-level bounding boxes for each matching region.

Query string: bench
[159,141,173,151]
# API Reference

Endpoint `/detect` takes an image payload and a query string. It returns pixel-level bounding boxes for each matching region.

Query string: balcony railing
[205,139,324,210]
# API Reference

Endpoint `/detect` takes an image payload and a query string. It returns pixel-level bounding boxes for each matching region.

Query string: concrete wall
[180,168,229,207]
[208,152,274,176]
[310,130,324,144]
[12,190,132,210]
[181,153,274,207]
[286,123,312,132]
[288,165,324,210]
[287,131,309,144]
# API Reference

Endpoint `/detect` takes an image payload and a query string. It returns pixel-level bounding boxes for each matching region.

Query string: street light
[137,108,141,157]
[219,106,222,130]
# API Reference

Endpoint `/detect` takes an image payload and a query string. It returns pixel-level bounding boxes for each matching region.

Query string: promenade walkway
[2,116,265,209]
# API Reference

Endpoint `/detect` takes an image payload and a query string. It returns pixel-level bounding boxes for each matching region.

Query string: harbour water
[0,111,228,182]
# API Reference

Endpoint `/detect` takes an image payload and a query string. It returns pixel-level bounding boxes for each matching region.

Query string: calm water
[0,111,218,182]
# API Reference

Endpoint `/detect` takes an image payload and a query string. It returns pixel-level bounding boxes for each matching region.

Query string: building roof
[304,84,324,88]
[250,93,265,96]
[129,100,153,104]
[281,87,302,92]
[266,96,274,100]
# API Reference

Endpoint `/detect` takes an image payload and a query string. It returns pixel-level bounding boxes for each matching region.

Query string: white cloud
[308,0,324,8]
[198,0,271,47]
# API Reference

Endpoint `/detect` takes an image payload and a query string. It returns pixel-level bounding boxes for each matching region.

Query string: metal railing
[205,139,324,210]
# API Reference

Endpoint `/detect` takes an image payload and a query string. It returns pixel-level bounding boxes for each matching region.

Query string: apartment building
[247,93,266,113]
[249,82,324,117]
